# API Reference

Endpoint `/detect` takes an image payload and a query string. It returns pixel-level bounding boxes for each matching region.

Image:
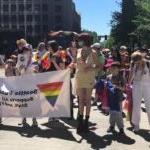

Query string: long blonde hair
[131,51,145,75]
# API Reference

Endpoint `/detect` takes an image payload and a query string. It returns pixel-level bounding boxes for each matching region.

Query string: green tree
[133,0,150,46]
[82,29,99,43]
[111,0,137,46]
[104,36,115,49]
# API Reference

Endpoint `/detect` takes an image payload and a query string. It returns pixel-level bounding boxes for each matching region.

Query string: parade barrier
[0,69,70,118]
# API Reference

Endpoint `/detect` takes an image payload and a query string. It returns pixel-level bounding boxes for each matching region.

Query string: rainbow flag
[37,82,63,107]
[41,52,51,70]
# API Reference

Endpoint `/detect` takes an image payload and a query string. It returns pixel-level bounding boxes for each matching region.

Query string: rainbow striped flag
[37,82,63,107]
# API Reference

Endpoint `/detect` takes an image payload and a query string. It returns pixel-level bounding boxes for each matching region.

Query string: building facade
[0,0,81,41]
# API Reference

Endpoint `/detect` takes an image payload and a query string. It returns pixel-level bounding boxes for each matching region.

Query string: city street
[0,0,150,149]
[0,104,150,150]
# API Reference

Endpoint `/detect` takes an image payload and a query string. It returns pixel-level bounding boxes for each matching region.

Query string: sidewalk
[0,105,150,150]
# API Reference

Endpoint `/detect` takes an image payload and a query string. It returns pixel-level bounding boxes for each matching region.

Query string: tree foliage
[111,0,137,46]
[82,29,99,43]
[133,0,150,46]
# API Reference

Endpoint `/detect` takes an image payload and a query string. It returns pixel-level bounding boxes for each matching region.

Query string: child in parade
[0,59,16,126]
[15,43,35,127]
[95,58,113,115]
[5,59,16,77]
[106,61,125,135]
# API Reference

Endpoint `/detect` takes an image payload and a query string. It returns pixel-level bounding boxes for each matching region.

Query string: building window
[27,25,33,32]
[4,24,9,29]
[35,15,40,22]
[19,4,24,12]
[55,5,62,12]
[12,25,17,29]
[55,15,62,22]
[11,5,16,12]
[34,4,40,11]
[55,25,62,31]
[19,15,24,23]
[11,0,16,2]
[55,0,62,2]
[27,15,33,22]
[43,15,48,23]
[43,25,48,32]
[19,25,24,31]
[11,15,17,22]
[3,15,9,23]
[35,25,41,32]
[42,4,48,11]
[26,4,32,11]
[3,5,9,12]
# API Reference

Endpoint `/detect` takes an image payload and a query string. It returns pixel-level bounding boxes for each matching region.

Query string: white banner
[0,69,70,118]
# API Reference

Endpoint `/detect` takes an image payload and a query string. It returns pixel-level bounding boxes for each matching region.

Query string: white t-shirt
[16,51,32,75]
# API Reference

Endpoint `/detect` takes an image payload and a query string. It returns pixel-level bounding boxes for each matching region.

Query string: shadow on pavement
[128,127,150,142]
[0,121,77,142]
[77,131,135,149]
[61,118,97,130]
[102,132,135,145]
[77,131,110,149]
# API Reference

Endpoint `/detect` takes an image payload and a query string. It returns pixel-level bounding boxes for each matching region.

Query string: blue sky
[73,0,121,35]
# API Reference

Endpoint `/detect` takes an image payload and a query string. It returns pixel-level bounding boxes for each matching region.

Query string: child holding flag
[106,61,125,135]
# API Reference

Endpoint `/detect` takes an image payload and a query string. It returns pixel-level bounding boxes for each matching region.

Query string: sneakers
[107,126,115,133]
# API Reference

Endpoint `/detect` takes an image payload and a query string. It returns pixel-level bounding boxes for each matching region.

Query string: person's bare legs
[84,88,92,132]
[85,88,93,116]
[76,88,86,133]
[77,88,86,115]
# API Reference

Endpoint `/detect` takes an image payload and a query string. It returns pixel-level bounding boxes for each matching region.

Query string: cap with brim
[120,46,127,50]
[91,43,101,49]
[11,55,17,59]
[102,48,110,53]
[6,59,14,63]
[38,42,45,47]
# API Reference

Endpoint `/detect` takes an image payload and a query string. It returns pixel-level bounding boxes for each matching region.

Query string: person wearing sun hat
[129,51,150,133]
[92,43,105,77]
[75,33,99,133]
[91,43,105,106]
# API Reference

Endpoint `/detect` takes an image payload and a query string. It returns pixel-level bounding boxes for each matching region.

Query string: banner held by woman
[0,69,70,118]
